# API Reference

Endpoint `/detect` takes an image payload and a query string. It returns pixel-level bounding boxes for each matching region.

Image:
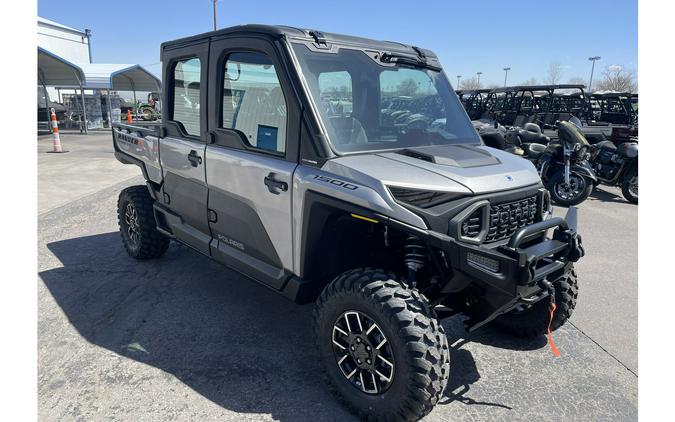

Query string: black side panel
[161,173,209,232]
[208,189,282,268]
[160,172,210,255]
[210,239,290,290]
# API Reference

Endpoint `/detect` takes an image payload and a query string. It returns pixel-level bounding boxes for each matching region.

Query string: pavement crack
[569,321,637,377]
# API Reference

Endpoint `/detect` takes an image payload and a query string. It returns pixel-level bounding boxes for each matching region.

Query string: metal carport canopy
[38,47,85,87]
[78,63,161,91]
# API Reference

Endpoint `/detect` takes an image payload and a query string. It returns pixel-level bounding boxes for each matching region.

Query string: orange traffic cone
[50,108,63,153]
[127,109,133,123]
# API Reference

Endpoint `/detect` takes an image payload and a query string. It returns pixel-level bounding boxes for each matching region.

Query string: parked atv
[589,139,638,203]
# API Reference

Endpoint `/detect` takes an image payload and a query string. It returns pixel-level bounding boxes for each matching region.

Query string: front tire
[548,171,593,206]
[117,186,170,259]
[493,268,578,338]
[313,268,449,421]
[621,169,638,204]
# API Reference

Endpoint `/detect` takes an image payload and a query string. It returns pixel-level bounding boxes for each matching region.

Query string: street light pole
[503,67,511,87]
[456,75,461,88]
[476,72,482,87]
[213,0,217,31]
[588,56,601,92]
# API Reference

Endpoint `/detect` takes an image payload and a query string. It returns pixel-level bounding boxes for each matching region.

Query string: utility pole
[503,67,511,87]
[456,75,461,88]
[588,56,601,92]
[476,72,482,87]
[213,0,217,31]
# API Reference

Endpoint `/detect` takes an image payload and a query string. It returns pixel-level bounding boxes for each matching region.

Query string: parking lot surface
[38,134,638,421]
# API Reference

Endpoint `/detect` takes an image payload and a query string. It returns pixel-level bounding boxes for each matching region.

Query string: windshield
[291,43,481,154]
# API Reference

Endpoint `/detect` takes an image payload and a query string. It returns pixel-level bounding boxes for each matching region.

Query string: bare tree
[595,65,637,93]
[546,62,564,84]
[459,77,482,90]
[396,78,419,96]
[485,83,501,89]
[520,77,538,86]
[567,76,587,87]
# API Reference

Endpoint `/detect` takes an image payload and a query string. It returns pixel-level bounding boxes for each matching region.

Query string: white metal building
[38,17,92,65]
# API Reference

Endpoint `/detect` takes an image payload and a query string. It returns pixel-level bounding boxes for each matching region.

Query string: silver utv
[112,25,584,422]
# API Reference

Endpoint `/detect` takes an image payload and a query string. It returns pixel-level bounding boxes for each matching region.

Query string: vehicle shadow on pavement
[437,318,546,410]
[40,232,547,420]
[40,232,354,421]
[589,187,633,205]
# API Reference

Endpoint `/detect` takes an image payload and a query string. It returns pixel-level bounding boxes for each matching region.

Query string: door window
[222,52,287,153]
[172,58,201,136]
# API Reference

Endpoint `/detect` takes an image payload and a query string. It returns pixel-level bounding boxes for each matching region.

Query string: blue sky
[38,0,637,87]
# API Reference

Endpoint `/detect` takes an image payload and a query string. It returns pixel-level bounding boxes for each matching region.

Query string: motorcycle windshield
[291,43,481,155]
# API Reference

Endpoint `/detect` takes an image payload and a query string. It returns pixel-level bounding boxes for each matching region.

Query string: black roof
[456,89,493,94]
[161,24,436,58]
[588,92,636,98]
[491,84,586,93]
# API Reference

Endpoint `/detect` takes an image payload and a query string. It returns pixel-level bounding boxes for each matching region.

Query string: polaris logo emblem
[505,175,514,182]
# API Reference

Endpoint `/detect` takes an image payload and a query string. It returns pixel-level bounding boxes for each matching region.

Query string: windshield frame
[286,40,482,157]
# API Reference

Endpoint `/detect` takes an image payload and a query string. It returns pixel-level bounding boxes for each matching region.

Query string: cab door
[205,36,301,289]
[159,41,211,254]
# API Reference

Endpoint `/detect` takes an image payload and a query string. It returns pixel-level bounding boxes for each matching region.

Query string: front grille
[485,195,538,242]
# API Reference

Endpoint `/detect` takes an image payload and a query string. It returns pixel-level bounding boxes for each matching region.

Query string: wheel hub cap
[629,176,638,196]
[125,203,140,245]
[556,175,584,200]
[332,311,395,394]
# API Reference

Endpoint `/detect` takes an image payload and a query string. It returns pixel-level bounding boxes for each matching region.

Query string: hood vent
[396,149,435,163]
[393,145,500,168]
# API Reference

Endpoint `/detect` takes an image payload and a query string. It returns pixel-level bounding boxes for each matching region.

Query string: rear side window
[221,52,287,153]
[172,58,201,136]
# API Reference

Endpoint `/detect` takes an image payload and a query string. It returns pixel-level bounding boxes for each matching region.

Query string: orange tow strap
[547,302,561,357]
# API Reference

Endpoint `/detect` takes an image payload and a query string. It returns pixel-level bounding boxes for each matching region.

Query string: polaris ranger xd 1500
[112,25,584,421]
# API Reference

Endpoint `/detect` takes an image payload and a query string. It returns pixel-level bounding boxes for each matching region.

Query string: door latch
[264,173,288,194]
[187,150,202,167]
[207,209,218,223]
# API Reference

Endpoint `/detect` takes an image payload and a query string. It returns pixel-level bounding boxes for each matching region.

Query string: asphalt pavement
[38,133,638,421]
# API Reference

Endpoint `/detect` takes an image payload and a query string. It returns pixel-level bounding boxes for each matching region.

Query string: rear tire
[621,169,638,204]
[117,185,169,259]
[548,171,593,206]
[313,268,450,421]
[493,268,578,338]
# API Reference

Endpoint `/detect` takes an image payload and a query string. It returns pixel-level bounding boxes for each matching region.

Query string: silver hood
[325,144,541,195]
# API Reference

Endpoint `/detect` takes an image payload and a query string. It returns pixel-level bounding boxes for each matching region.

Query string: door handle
[187,150,202,167]
[264,173,288,194]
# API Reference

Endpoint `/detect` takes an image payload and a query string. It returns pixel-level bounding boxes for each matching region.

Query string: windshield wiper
[380,52,441,72]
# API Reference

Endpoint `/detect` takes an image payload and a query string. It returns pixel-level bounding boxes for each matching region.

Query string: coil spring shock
[403,236,427,289]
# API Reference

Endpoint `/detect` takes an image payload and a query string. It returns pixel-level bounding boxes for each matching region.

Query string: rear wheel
[314,268,449,421]
[548,171,593,206]
[621,169,638,204]
[117,186,169,259]
[493,268,578,338]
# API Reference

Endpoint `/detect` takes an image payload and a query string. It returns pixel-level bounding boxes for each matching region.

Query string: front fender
[571,161,597,181]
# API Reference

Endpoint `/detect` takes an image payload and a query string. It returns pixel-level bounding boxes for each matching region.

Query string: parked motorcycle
[589,139,638,204]
[477,118,597,206]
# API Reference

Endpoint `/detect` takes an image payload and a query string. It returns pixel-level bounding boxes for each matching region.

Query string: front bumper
[426,207,584,330]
